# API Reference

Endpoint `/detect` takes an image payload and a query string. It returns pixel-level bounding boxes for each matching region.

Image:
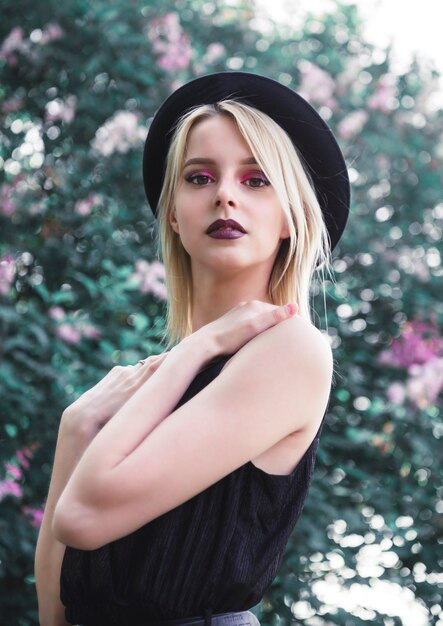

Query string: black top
[60,353,327,626]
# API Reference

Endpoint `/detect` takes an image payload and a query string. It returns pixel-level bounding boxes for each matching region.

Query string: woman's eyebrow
[183,157,258,168]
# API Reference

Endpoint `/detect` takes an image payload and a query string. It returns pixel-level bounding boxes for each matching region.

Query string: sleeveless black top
[60,353,327,626]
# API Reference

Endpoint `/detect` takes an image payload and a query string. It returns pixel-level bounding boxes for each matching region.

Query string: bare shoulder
[259,314,333,396]
[218,314,333,436]
[274,314,332,354]
[225,314,333,383]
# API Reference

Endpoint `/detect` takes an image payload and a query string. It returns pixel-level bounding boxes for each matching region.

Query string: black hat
[143,71,350,252]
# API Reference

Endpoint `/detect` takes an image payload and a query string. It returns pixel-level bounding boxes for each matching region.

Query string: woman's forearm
[53,329,218,546]
[35,418,91,626]
[82,331,217,463]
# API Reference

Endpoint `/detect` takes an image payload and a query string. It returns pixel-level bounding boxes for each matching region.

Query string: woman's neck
[191,285,273,333]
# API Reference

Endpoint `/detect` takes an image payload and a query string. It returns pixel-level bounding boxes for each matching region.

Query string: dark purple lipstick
[206,218,246,239]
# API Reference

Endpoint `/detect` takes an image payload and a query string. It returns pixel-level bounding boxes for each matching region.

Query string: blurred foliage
[0,0,442,624]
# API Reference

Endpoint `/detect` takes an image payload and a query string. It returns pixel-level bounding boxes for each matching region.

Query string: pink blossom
[407,356,443,409]
[0,27,25,59]
[56,323,82,344]
[0,183,17,217]
[91,111,146,157]
[1,96,24,114]
[0,478,23,500]
[49,306,66,321]
[80,324,101,339]
[133,259,167,300]
[16,447,33,468]
[204,43,226,64]
[39,23,64,45]
[5,463,22,480]
[53,312,100,342]
[45,95,76,124]
[298,60,337,110]
[0,447,37,502]
[386,382,406,405]
[170,80,184,92]
[147,12,192,72]
[368,74,397,113]
[157,44,192,71]
[0,255,16,295]
[23,505,45,528]
[74,193,101,216]
[379,318,443,369]
[337,110,369,140]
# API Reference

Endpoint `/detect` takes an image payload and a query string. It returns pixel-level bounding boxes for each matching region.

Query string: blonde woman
[35,72,350,626]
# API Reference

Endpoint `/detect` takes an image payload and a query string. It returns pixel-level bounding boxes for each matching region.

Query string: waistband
[155,610,260,626]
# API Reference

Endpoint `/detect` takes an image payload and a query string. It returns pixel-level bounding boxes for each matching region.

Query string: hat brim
[143,71,350,252]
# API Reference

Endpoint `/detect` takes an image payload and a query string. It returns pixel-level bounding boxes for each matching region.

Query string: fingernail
[285,303,297,315]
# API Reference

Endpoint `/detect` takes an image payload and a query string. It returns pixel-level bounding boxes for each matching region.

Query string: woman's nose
[213,181,237,209]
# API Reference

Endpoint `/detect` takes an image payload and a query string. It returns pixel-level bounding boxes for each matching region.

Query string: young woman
[35,72,350,626]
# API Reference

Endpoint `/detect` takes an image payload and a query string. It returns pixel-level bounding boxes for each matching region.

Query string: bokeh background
[1,0,442,624]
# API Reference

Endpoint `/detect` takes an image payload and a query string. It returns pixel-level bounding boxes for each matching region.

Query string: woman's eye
[243,175,270,188]
[185,173,213,185]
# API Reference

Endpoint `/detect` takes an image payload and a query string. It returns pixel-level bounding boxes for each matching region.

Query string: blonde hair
[155,100,334,349]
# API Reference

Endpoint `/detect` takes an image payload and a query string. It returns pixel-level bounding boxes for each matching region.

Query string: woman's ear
[280,217,290,240]
[169,209,179,234]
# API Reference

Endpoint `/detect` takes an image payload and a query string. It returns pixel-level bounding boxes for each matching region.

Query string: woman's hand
[202,300,299,356]
[63,352,169,438]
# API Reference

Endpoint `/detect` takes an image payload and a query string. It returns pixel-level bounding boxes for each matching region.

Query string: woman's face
[170,114,290,279]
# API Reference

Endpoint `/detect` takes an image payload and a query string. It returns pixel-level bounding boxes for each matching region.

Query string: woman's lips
[207,228,246,239]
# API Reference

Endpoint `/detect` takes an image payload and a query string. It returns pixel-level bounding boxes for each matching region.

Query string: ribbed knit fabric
[60,353,326,626]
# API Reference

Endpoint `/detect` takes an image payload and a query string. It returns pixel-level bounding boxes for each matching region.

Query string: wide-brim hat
[143,71,350,252]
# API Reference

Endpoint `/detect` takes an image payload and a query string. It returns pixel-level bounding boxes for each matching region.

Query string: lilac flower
[204,43,226,64]
[0,447,37,502]
[297,60,337,110]
[91,111,146,157]
[5,463,22,480]
[74,193,102,216]
[22,505,45,528]
[407,357,443,409]
[368,74,398,113]
[0,479,23,500]
[380,317,443,408]
[147,12,192,72]
[39,22,64,45]
[132,259,167,300]
[0,255,16,295]
[337,110,369,140]
[45,95,77,124]
[1,96,24,114]
[386,382,406,405]
[49,306,66,321]
[0,183,17,217]
[53,312,100,342]
[0,27,27,65]
[379,318,443,369]
[0,22,63,68]
[80,323,101,340]
[56,322,82,344]
[16,447,33,469]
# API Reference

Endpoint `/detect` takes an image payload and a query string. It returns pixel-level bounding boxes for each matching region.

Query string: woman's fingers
[249,302,298,335]
[62,351,173,439]
[204,299,299,355]
[135,352,170,380]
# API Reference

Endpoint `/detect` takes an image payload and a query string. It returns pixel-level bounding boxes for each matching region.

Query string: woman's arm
[35,417,89,626]
[52,303,332,551]
[35,351,172,625]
